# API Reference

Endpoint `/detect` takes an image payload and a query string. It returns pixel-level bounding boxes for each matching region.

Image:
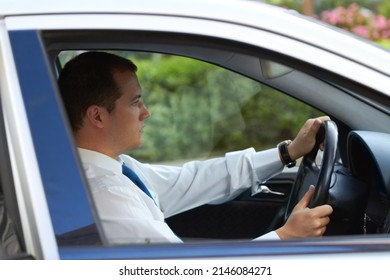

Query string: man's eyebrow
[130,94,142,102]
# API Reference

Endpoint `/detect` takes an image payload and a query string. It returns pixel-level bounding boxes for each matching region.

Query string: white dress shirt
[78,147,284,244]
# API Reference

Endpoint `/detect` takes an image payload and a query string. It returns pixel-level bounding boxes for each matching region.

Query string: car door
[4,5,390,260]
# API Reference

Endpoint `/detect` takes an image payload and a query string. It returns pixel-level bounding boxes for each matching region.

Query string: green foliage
[265,0,302,11]
[314,0,381,14]
[376,38,390,49]
[378,1,390,18]
[133,55,217,161]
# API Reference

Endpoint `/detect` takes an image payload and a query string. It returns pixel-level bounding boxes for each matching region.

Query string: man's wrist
[275,227,288,239]
[277,140,296,168]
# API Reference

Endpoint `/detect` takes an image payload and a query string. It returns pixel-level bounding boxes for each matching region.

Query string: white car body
[0,0,389,261]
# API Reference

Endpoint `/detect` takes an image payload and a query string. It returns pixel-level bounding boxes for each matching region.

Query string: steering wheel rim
[285,120,338,220]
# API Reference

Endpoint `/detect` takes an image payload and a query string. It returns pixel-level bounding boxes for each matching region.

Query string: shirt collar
[78,148,123,174]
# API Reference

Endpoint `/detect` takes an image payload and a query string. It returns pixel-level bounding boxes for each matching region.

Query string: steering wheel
[285,120,338,220]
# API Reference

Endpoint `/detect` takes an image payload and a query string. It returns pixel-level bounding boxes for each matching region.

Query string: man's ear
[85,105,105,128]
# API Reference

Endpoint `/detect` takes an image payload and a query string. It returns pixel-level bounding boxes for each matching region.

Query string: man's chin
[127,141,143,152]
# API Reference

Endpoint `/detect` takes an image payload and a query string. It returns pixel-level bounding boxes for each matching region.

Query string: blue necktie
[122,164,155,203]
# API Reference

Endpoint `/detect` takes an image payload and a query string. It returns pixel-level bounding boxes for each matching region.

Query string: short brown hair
[58,51,138,131]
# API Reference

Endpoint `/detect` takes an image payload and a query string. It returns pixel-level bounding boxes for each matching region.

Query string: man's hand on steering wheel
[276,186,333,239]
[287,116,330,161]
[275,116,336,239]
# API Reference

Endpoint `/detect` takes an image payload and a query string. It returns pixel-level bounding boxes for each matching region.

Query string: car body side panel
[58,235,390,260]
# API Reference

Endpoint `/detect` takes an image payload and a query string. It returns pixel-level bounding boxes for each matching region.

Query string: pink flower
[373,15,388,30]
[381,29,390,39]
[349,3,360,12]
[319,3,390,41]
[322,10,340,25]
[352,25,371,39]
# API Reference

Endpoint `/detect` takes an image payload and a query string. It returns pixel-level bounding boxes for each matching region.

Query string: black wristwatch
[277,140,296,168]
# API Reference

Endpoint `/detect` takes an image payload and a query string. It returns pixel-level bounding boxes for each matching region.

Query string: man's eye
[131,100,140,106]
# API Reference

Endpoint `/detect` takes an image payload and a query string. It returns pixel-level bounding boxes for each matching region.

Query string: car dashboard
[346,130,390,234]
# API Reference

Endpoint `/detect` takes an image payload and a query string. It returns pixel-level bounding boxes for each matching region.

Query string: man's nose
[142,104,151,119]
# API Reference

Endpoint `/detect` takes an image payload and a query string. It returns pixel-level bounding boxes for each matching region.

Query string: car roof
[1,0,390,78]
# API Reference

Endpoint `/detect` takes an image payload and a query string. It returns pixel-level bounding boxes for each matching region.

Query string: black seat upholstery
[0,193,22,258]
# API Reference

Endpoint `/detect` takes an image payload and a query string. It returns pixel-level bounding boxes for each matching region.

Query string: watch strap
[277,140,296,168]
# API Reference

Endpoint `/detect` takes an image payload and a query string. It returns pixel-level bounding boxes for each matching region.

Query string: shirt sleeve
[125,147,283,218]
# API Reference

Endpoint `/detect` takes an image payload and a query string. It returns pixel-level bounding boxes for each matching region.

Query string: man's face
[107,70,150,155]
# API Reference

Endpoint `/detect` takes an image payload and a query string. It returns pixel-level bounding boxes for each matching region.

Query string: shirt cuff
[251,148,284,196]
[253,230,280,241]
